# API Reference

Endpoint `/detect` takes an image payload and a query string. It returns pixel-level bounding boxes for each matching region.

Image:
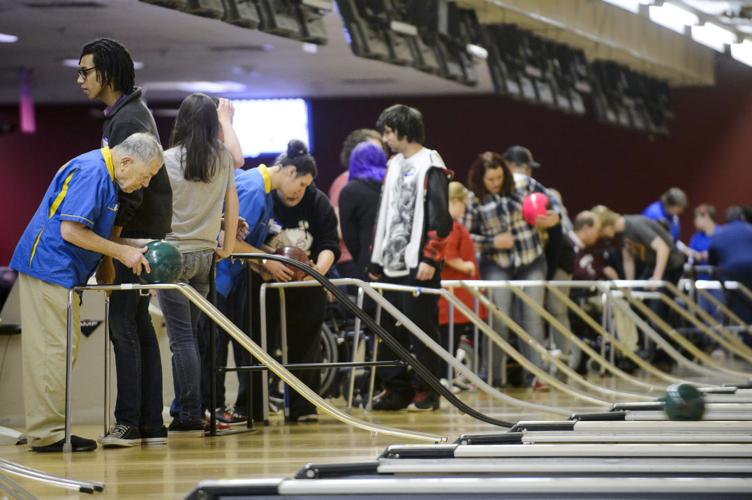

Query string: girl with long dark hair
[158,93,241,435]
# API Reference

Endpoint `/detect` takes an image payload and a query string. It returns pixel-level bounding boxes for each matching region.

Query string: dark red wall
[2,54,751,265]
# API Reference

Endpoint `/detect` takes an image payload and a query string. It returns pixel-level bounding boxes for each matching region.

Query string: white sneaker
[99,424,141,448]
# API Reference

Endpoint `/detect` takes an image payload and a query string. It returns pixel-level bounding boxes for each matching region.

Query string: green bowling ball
[140,240,183,284]
[663,383,705,421]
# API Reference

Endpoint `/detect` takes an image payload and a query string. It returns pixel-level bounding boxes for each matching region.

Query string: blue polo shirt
[709,221,752,283]
[689,230,713,259]
[215,165,275,297]
[643,200,680,241]
[10,148,119,288]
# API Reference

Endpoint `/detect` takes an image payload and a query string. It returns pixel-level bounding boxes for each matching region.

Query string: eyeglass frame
[77,66,96,80]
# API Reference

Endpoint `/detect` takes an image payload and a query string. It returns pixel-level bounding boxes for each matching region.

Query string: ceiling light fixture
[649,3,700,34]
[62,58,143,69]
[602,0,652,15]
[0,33,19,43]
[142,81,247,93]
[691,22,738,52]
[730,39,752,67]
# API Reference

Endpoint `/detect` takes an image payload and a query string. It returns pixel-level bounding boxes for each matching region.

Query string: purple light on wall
[19,68,36,134]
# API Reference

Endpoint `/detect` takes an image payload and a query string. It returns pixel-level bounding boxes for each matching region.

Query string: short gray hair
[661,187,687,209]
[114,132,163,166]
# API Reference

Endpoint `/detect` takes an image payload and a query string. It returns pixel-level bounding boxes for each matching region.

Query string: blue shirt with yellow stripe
[215,165,274,297]
[10,148,119,288]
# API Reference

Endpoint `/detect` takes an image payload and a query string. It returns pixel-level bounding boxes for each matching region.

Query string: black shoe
[289,413,318,423]
[168,419,204,438]
[31,435,97,453]
[215,407,247,425]
[141,426,168,445]
[99,423,141,448]
[407,390,440,412]
[371,389,412,411]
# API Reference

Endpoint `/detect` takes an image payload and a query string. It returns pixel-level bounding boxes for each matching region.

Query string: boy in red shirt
[439,182,487,388]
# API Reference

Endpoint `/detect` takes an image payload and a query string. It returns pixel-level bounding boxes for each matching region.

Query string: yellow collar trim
[258,164,271,193]
[101,147,115,181]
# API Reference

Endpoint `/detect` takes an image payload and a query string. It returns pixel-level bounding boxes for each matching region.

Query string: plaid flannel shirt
[463,174,561,269]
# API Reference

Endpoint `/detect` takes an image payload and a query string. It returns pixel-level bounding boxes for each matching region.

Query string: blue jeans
[480,256,547,384]
[110,261,164,433]
[158,250,213,424]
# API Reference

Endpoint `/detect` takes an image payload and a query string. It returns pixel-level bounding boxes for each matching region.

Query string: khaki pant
[19,273,80,447]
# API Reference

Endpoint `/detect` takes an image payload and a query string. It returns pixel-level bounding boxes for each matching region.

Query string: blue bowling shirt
[689,230,713,259]
[643,200,680,241]
[215,165,275,297]
[10,148,119,288]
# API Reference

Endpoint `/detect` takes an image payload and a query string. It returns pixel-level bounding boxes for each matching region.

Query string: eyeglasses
[77,66,96,80]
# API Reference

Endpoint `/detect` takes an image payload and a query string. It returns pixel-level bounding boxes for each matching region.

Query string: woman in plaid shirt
[464,152,561,390]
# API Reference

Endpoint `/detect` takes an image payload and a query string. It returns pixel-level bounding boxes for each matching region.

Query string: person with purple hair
[339,141,388,279]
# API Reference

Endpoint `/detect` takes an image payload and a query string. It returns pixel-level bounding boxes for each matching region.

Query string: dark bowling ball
[140,240,183,284]
[274,246,310,281]
[663,383,705,420]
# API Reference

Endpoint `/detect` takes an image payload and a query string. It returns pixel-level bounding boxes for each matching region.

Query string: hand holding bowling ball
[139,240,183,284]
[274,246,311,282]
[522,192,550,226]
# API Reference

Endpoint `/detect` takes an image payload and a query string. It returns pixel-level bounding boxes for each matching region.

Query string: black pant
[641,265,684,358]
[245,272,325,421]
[109,261,164,433]
[376,271,442,394]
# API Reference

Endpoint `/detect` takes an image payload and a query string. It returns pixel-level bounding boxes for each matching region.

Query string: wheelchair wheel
[319,322,339,396]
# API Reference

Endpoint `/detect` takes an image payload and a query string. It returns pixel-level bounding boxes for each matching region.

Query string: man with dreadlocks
[77,38,173,447]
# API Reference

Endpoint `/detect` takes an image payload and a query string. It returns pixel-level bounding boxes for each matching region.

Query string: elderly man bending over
[10,132,163,452]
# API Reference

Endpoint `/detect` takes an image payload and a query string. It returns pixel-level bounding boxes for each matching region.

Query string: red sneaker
[532,377,550,392]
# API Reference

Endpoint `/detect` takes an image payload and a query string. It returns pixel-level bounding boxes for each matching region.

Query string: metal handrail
[445,279,749,386]
[448,280,656,399]
[67,282,445,447]
[459,286,612,406]
[229,253,519,427]
[659,285,752,363]
[260,278,571,417]
[611,291,750,384]
[505,285,658,396]
[673,281,752,353]
[356,281,606,408]
[695,287,750,331]
[0,458,103,494]
[616,287,751,380]
[544,285,694,388]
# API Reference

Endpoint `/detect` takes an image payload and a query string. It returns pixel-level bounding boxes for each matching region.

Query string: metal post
[600,289,608,362]
[448,300,455,384]
[367,293,383,410]
[347,288,365,409]
[260,284,269,422]
[209,261,218,435]
[486,288,494,386]
[103,294,111,437]
[472,295,480,373]
[73,280,447,443]
[64,289,75,453]
[279,289,289,420]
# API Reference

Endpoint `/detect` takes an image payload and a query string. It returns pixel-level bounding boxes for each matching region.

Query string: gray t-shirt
[164,145,235,252]
[623,215,684,269]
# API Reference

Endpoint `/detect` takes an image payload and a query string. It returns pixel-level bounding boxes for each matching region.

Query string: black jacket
[269,186,341,263]
[339,178,381,279]
[103,88,172,239]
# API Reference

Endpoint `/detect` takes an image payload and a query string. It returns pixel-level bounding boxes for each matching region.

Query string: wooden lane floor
[0,374,733,499]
